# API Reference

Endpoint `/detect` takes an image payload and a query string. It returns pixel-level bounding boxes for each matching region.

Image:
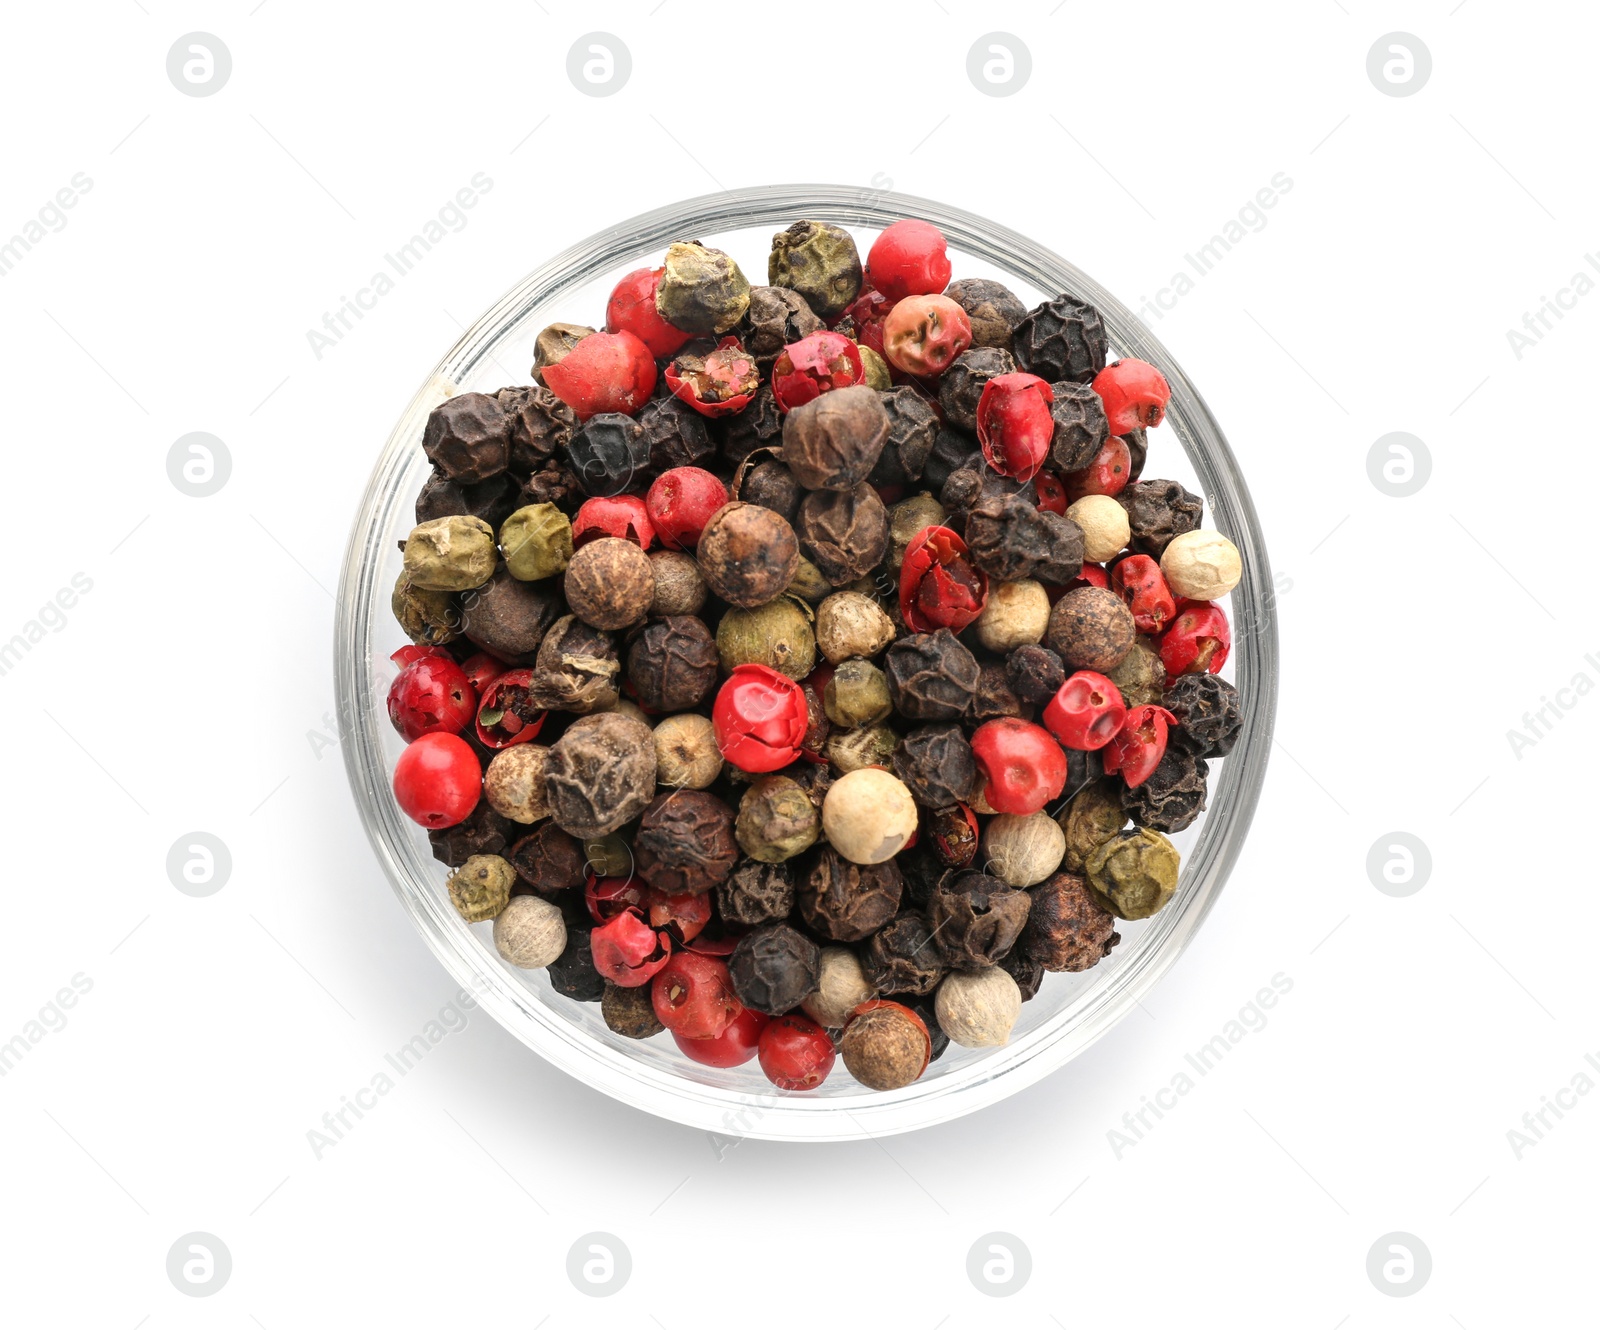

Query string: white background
[1,2,1594,1325]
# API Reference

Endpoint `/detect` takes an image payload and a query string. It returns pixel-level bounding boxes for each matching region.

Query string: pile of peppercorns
[385,218,1245,1093]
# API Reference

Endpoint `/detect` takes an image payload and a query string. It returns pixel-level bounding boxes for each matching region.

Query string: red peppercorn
[387,655,477,743]
[590,908,673,987]
[673,1005,769,1067]
[573,494,655,549]
[969,717,1068,816]
[899,525,989,633]
[474,669,547,749]
[1092,358,1172,434]
[586,875,647,924]
[1160,601,1231,681]
[976,372,1054,482]
[542,330,657,420]
[392,731,481,829]
[459,651,508,697]
[389,644,450,668]
[866,220,952,301]
[770,331,865,412]
[758,1014,837,1091]
[1101,704,1177,788]
[1065,563,1109,593]
[840,286,892,356]
[882,294,973,377]
[1043,670,1128,751]
[605,266,692,359]
[644,885,712,944]
[651,952,740,1039]
[1035,472,1068,515]
[712,665,809,773]
[1063,435,1133,501]
[645,467,729,550]
[1110,554,1177,634]
[664,336,760,417]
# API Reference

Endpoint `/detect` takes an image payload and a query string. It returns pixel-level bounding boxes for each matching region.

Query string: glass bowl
[335,184,1277,1141]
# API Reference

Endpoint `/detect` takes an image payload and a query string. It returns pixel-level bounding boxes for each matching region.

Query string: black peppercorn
[429,799,518,868]
[970,661,1029,723]
[893,724,979,810]
[568,412,650,497]
[1046,586,1136,673]
[716,384,783,467]
[548,927,606,1002]
[1021,871,1120,972]
[945,278,1028,350]
[798,846,903,942]
[767,220,863,319]
[999,945,1045,1002]
[602,981,665,1039]
[564,537,656,632]
[716,858,796,926]
[927,870,1032,970]
[633,790,739,894]
[635,395,715,474]
[732,452,804,524]
[797,484,890,584]
[415,471,520,530]
[544,711,657,838]
[1012,293,1108,385]
[422,392,510,483]
[964,490,1086,584]
[627,615,719,712]
[939,347,1016,432]
[728,922,822,1014]
[885,629,980,722]
[506,822,587,893]
[922,426,977,494]
[527,615,620,714]
[1122,749,1209,834]
[517,456,584,513]
[1064,746,1106,805]
[739,284,825,369]
[1123,428,1148,483]
[1049,380,1111,472]
[497,383,576,475]
[863,912,946,996]
[1164,673,1242,758]
[869,386,939,486]
[697,501,801,608]
[1119,478,1203,559]
[459,568,562,664]
[1006,643,1067,705]
[781,385,890,491]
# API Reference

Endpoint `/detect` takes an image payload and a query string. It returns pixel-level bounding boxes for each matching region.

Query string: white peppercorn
[974,579,1050,653]
[1066,494,1132,563]
[981,812,1067,887]
[935,967,1022,1048]
[653,713,723,789]
[814,591,896,664]
[821,768,917,864]
[801,946,876,1028]
[483,744,551,824]
[492,894,566,968]
[1160,529,1242,601]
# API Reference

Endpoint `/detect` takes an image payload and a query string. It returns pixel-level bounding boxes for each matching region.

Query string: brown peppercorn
[781,385,890,491]
[563,537,655,631]
[531,322,594,385]
[1047,586,1136,672]
[506,821,587,894]
[716,858,796,926]
[1106,633,1166,708]
[1122,749,1209,834]
[627,616,718,712]
[459,567,562,663]
[735,775,819,863]
[429,799,518,868]
[767,220,863,319]
[716,384,783,467]
[893,724,978,810]
[840,1002,930,1091]
[1119,478,1204,559]
[939,347,1017,432]
[945,278,1028,350]
[696,501,801,608]
[648,550,708,617]
[632,789,738,894]
[964,491,1085,585]
[728,922,821,1014]
[927,870,1032,970]
[971,661,1029,723]
[415,472,519,531]
[1021,871,1120,972]
[657,241,750,334]
[1012,293,1108,385]
[526,615,620,714]
[1164,673,1243,757]
[1006,643,1067,705]
[602,980,665,1039]
[446,854,516,922]
[863,912,947,996]
[733,453,804,523]
[739,284,825,369]
[1049,380,1111,472]
[798,846,903,942]
[797,483,889,584]
[635,395,715,474]
[1058,778,1129,874]
[393,573,459,648]
[884,629,980,721]
[422,392,510,483]
[869,386,939,486]
[543,711,657,838]
[497,383,576,474]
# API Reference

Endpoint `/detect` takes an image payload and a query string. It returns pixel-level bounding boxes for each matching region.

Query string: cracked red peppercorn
[713,664,809,773]
[586,875,647,924]
[1101,704,1177,788]
[664,337,761,417]
[651,951,739,1038]
[840,285,893,356]
[572,494,655,548]
[771,331,864,411]
[541,330,656,420]
[674,1005,769,1067]
[1064,434,1134,502]
[898,525,989,633]
[606,266,692,359]
[970,718,1068,816]
[866,219,952,301]
[474,669,548,749]
[590,907,673,987]
[1160,601,1231,681]
[758,1014,836,1090]
[387,655,476,742]
[976,372,1055,481]
[645,466,728,549]
[1093,358,1172,434]
[1043,670,1127,751]
[1111,554,1177,634]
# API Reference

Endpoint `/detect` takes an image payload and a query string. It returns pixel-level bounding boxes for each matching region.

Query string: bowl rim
[335,183,1278,1142]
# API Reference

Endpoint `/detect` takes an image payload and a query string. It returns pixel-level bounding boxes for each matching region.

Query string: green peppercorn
[824,658,892,729]
[391,572,459,646]
[825,723,898,774]
[446,854,516,922]
[1085,827,1180,919]
[1058,778,1128,873]
[583,833,634,880]
[767,220,863,319]
[656,241,751,334]
[858,344,891,391]
[499,503,572,581]
[886,491,949,572]
[602,981,664,1039]
[715,596,816,679]
[1106,634,1166,708]
[735,775,820,863]
[531,322,594,385]
[403,515,497,592]
[786,556,835,604]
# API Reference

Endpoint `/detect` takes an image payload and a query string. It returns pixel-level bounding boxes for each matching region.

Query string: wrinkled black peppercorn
[627,615,719,712]
[636,395,715,474]
[548,927,606,1002]
[544,711,657,838]
[1012,293,1108,385]
[869,387,939,486]
[423,392,510,483]
[885,630,980,722]
[893,724,979,810]
[517,456,584,512]
[715,859,796,927]
[569,412,651,496]
[970,662,1028,723]
[728,922,821,1014]
[1006,643,1067,705]
[863,912,946,996]
[939,451,1032,519]
[939,347,1016,432]
[415,471,520,530]
[797,484,889,584]
[739,284,825,369]
[928,870,1032,970]
[733,452,804,523]
[1049,380,1111,472]
[716,384,784,467]
[1164,673,1243,757]
[429,800,518,868]
[1123,429,1148,483]
[1000,945,1045,1001]
[964,490,1085,584]
[1119,478,1203,558]
[798,846,903,942]
[497,383,575,475]
[633,790,739,895]
[1020,871,1120,972]
[506,822,587,893]
[781,385,889,491]
[1122,749,1209,834]
[922,426,977,494]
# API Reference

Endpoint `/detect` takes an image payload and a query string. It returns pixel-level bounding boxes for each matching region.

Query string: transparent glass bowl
[335,185,1277,1141]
